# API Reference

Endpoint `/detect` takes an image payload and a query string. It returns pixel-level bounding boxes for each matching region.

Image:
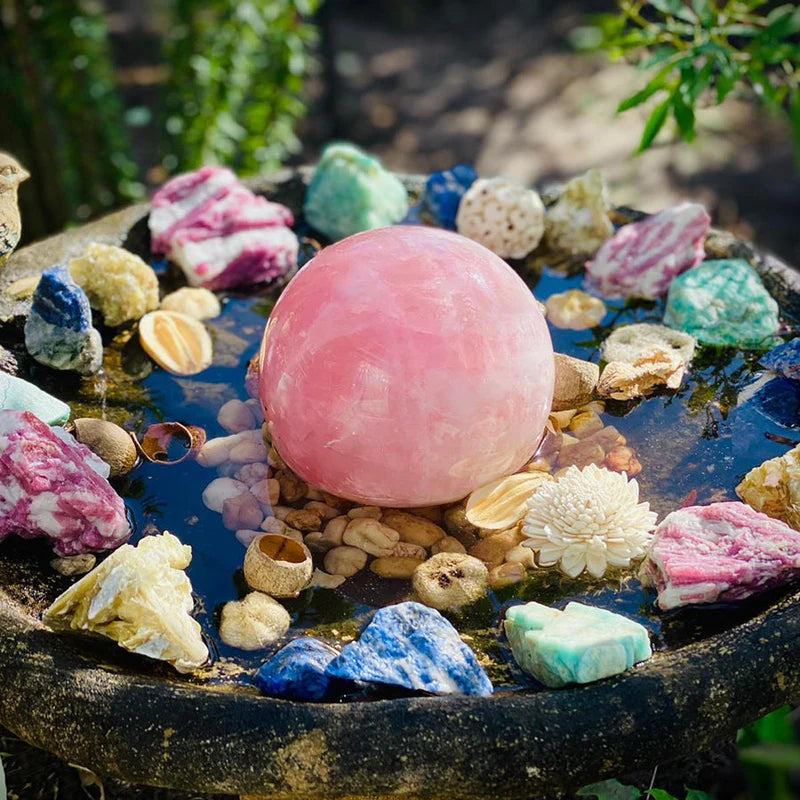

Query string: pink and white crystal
[586,202,711,299]
[149,166,298,290]
[0,410,131,555]
[259,226,555,507]
[640,501,800,610]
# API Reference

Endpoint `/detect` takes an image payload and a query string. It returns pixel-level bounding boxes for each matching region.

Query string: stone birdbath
[1,170,799,798]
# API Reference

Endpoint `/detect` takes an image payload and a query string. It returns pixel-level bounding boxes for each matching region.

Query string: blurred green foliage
[0,0,320,240]
[576,1,800,158]
[163,0,320,174]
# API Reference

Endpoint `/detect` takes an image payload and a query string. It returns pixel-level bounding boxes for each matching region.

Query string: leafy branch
[581,1,800,157]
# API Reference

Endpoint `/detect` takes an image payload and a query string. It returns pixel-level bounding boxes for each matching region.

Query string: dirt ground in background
[4,1,797,798]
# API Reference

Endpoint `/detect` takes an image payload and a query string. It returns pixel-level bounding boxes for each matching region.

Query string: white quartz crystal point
[43,532,209,673]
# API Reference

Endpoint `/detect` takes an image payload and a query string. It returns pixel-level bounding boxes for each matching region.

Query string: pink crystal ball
[258,226,554,506]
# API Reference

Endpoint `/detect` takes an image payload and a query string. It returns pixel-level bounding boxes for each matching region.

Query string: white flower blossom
[522,464,657,578]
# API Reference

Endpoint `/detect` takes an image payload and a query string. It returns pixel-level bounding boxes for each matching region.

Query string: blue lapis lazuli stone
[749,375,800,429]
[325,601,493,696]
[423,165,478,230]
[761,338,800,382]
[30,265,92,333]
[253,638,339,701]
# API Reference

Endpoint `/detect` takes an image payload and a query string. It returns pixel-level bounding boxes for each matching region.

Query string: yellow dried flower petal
[139,310,212,376]
[466,471,552,531]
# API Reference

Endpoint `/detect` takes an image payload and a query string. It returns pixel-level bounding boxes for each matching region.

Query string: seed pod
[412,553,489,611]
[243,534,313,598]
[72,418,138,478]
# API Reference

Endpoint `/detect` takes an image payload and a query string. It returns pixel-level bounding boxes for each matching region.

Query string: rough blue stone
[423,165,478,230]
[748,375,800,429]
[30,266,92,333]
[325,601,493,696]
[761,338,800,382]
[253,638,339,701]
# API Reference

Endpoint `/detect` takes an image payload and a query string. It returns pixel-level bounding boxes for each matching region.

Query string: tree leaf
[715,59,740,104]
[646,790,679,800]
[673,87,696,141]
[691,0,714,26]
[739,743,800,769]
[0,756,5,800]
[638,96,672,151]
[577,779,642,800]
[684,791,713,800]
[649,0,698,23]
[618,61,683,112]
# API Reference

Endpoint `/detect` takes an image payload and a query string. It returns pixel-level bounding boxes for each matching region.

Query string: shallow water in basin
[6,232,799,694]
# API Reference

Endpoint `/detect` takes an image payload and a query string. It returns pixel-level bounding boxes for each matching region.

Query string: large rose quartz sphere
[259,226,554,506]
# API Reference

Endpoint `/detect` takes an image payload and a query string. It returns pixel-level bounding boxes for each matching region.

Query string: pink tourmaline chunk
[640,501,800,610]
[259,226,554,507]
[586,202,711,299]
[0,410,131,555]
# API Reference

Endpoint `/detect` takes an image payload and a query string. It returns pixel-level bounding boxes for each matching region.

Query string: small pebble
[217,399,257,434]
[552,353,599,412]
[201,477,249,513]
[222,493,264,531]
[51,554,97,577]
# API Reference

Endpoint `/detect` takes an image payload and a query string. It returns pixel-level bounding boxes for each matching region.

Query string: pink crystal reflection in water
[259,226,554,506]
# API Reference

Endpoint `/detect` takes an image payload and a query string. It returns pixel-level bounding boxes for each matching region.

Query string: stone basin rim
[1,170,800,797]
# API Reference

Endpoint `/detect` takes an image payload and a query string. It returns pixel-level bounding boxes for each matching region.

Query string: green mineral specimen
[304,143,409,241]
[664,259,780,348]
[0,371,70,425]
[504,601,652,688]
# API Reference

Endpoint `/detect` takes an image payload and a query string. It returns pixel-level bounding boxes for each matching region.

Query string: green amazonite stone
[504,601,652,688]
[304,143,409,241]
[663,259,780,348]
[0,371,70,425]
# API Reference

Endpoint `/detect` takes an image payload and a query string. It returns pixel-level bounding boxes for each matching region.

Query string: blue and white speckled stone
[24,266,102,375]
[761,338,800,382]
[504,601,652,688]
[423,165,478,229]
[325,601,493,696]
[253,638,340,701]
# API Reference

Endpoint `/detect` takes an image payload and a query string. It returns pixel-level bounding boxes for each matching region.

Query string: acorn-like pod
[243,534,313,598]
[72,418,138,478]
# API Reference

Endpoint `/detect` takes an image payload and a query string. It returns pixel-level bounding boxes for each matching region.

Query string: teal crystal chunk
[304,143,409,241]
[663,259,780,348]
[504,601,652,688]
[0,371,70,425]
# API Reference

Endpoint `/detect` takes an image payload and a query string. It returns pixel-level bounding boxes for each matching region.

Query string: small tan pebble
[71,418,138,478]
[371,556,426,579]
[311,569,346,589]
[304,501,340,521]
[504,545,537,569]
[582,425,626,453]
[4,274,40,300]
[549,409,577,429]
[347,506,383,520]
[552,353,600,412]
[260,516,287,535]
[578,400,606,415]
[412,553,489,611]
[272,506,292,521]
[466,471,552,531]
[488,562,527,590]
[267,445,287,471]
[605,445,642,477]
[443,505,480,549]
[431,536,467,555]
[243,534,313,597]
[525,458,552,473]
[304,486,325,501]
[545,289,607,330]
[50,554,96,577]
[324,545,368,577]
[403,506,444,524]
[234,462,270,486]
[219,592,290,650]
[469,528,525,569]
[321,516,349,547]
[556,440,606,470]
[139,310,212,376]
[244,398,264,425]
[198,430,266,467]
[533,422,562,460]
[319,491,350,510]
[392,541,428,560]
[217,399,256,434]
[303,532,332,554]
[160,287,221,320]
[222,493,263,531]
[343,517,399,557]
[201,477,249,512]
[284,509,323,532]
[569,410,605,439]
[381,510,446,548]
[250,478,281,507]
[235,529,262,547]
[275,470,307,503]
